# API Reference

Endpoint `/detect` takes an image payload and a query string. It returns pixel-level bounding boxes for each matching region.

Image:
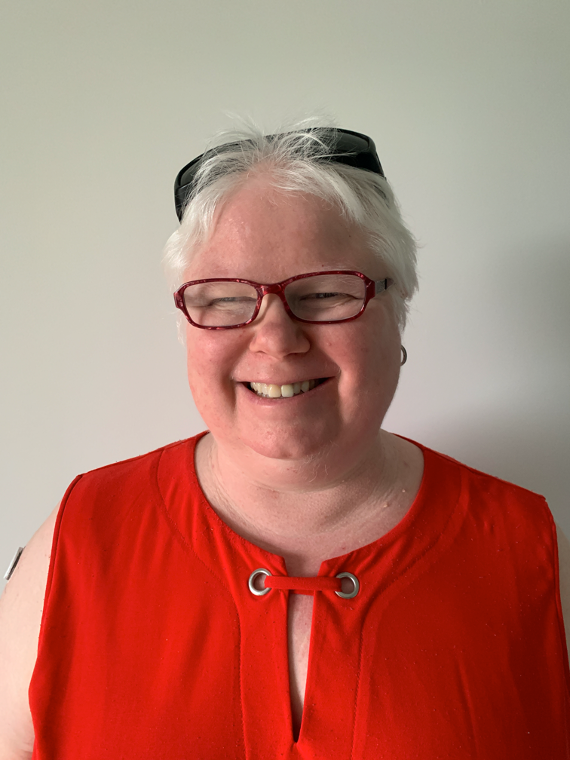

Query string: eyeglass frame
[173,270,394,330]
[174,128,385,222]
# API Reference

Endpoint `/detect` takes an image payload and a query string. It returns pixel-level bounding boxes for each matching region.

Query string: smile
[246,379,327,398]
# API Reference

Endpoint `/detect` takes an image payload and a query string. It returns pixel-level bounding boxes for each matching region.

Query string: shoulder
[57,437,197,525]
[70,437,194,491]
[0,506,58,758]
[41,436,202,606]
[423,442,552,516]
[415,440,570,659]
[395,438,557,561]
[417,439,570,653]
[0,435,201,757]
[414,441,564,608]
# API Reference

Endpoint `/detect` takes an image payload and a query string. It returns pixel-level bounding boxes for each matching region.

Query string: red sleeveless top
[30,434,570,759]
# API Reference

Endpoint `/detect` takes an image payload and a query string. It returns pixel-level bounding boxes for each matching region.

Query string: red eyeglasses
[173,270,393,329]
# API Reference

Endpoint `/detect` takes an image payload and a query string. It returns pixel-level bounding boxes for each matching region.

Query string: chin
[237,422,337,463]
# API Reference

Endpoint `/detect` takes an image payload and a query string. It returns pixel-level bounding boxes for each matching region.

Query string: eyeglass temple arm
[374,278,393,295]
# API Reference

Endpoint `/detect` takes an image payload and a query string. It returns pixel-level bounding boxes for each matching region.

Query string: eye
[301,291,357,301]
[209,296,257,305]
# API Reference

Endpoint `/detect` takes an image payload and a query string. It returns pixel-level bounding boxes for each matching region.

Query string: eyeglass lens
[182,273,367,327]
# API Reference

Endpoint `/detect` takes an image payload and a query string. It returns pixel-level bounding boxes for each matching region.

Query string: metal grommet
[335,572,360,599]
[248,568,272,596]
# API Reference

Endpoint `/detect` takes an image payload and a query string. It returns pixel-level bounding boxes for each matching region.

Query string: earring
[401,346,407,366]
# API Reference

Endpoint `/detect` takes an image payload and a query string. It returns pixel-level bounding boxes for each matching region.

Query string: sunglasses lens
[334,131,370,153]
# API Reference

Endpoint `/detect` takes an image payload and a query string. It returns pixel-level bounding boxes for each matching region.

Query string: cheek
[332,319,399,377]
[185,329,235,404]
[332,317,401,408]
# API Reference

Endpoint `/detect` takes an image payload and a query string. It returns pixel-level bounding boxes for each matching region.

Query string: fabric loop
[264,575,343,593]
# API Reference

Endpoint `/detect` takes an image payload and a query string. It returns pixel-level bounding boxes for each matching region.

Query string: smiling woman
[1,124,569,760]
[180,177,402,467]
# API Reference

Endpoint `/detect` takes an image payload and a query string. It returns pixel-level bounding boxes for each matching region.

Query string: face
[183,178,402,470]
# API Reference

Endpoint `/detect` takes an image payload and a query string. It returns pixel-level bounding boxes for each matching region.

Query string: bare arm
[556,522,570,663]
[0,507,58,760]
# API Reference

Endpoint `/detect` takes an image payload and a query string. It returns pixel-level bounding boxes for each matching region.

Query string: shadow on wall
[433,401,570,526]
[430,238,570,530]
[493,238,570,362]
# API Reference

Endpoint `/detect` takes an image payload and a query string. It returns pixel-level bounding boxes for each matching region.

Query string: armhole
[37,474,84,641]
[548,508,570,699]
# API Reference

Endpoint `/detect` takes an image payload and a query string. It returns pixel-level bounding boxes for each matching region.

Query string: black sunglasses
[173,128,385,221]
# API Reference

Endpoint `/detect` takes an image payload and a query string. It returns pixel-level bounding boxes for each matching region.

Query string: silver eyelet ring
[335,572,360,599]
[248,568,272,596]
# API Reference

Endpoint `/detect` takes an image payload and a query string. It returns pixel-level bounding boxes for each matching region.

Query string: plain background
[1,0,569,586]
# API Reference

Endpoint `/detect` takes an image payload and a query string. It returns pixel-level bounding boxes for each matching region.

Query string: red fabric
[265,575,343,593]
[29,433,570,759]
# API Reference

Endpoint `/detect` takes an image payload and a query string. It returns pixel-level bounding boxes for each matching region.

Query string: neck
[195,431,423,575]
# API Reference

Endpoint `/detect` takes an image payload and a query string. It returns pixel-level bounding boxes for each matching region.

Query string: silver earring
[401,346,407,366]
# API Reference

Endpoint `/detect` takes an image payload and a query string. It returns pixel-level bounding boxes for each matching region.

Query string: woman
[1,125,569,759]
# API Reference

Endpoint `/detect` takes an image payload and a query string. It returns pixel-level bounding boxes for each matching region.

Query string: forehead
[185,179,380,281]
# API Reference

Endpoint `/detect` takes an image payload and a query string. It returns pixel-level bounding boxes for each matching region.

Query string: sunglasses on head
[173,128,385,221]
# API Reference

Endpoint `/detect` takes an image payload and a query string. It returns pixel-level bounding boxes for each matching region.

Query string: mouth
[245,378,328,399]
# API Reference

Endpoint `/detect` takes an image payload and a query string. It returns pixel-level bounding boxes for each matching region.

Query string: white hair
[162,122,418,330]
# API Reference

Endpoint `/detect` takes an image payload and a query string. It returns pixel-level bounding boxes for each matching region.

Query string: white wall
[2,0,569,582]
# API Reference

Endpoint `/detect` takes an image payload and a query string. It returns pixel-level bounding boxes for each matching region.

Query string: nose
[248,294,310,358]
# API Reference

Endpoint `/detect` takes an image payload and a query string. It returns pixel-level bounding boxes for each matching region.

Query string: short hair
[162,123,418,330]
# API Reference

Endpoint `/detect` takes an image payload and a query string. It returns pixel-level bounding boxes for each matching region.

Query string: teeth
[249,379,318,398]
